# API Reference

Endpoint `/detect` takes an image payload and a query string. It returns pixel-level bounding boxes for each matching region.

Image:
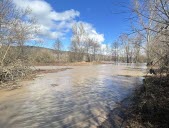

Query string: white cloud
[75,21,105,43]
[49,10,80,21]
[13,0,80,39]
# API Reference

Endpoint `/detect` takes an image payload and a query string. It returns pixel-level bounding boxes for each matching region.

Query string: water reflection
[0,64,145,128]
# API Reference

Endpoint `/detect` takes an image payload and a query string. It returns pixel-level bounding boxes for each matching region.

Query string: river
[0,64,146,128]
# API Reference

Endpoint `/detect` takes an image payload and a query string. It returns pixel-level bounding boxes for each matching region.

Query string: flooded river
[0,64,145,128]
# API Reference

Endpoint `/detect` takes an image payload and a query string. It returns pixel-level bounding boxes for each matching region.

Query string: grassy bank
[33,61,115,66]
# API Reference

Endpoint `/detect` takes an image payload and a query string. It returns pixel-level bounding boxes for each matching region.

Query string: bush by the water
[0,60,32,88]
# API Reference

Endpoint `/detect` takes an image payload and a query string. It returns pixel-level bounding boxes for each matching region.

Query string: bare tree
[70,23,86,62]
[54,38,62,61]
[91,41,100,61]
[84,38,93,62]
[119,34,132,63]
[111,41,119,63]
[131,35,142,63]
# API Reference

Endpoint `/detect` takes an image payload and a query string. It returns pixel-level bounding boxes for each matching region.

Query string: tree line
[54,23,146,63]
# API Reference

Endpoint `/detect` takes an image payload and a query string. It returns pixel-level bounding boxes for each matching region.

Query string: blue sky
[49,0,131,36]
[13,0,132,49]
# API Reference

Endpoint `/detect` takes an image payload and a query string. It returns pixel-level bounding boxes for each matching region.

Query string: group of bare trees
[69,23,105,62]
[0,0,38,83]
[129,0,169,73]
[111,0,169,68]
[0,0,38,66]
[53,22,145,63]
[111,34,144,63]
[53,38,63,62]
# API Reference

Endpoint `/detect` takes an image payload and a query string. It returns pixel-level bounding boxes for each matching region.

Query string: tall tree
[111,41,119,63]
[119,34,131,63]
[54,38,62,61]
[70,23,86,61]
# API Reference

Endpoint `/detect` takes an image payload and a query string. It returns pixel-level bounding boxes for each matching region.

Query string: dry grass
[125,75,169,128]
[33,61,103,66]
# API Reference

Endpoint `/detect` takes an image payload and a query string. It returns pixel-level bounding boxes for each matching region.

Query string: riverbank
[98,75,169,128]
[34,61,115,66]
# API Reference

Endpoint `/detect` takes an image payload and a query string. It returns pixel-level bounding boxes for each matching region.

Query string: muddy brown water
[0,64,146,128]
